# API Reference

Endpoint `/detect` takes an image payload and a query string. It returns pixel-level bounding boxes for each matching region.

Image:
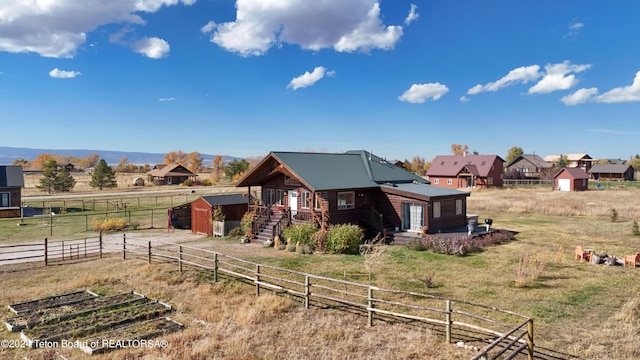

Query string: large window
[275,189,285,206]
[0,193,9,207]
[265,189,285,206]
[337,191,355,210]
[301,191,312,209]
[433,201,441,218]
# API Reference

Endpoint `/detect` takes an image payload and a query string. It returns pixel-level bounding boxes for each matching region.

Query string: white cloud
[561,71,640,105]
[287,66,332,90]
[208,0,404,57]
[0,0,193,58]
[459,96,470,102]
[159,97,175,102]
[561,87,598,105]
[399,83,449,103]
[467,65,540,94]
[593,71,640,103]
[132,37,170,59]
[569,22,584,30]
[528,61,591,94]
[49,68,81,79]
[405,4,419,25]
[201,20,216,34]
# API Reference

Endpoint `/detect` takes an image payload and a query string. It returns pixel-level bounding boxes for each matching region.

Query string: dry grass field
[2,186,640,359]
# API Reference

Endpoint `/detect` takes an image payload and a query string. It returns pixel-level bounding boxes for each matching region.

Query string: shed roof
[588,164,633,174]
[426,155,504,177]
[236,150,429,191]
[200,193,248,206]
[0,166,25,187]
[554,167,589,179]
[507,154,554,168]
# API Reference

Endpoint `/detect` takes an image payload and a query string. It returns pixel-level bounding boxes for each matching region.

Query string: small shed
[554,167,589,192]
[191,193,248,236]
[588,164,634,181]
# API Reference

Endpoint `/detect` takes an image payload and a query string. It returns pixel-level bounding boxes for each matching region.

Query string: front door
[288,191,298,216]
[402,203,424,231]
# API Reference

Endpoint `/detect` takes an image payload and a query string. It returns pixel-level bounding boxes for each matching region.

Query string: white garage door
[558,179,571,192]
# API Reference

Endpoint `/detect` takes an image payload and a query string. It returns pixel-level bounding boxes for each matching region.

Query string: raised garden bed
[5,291,144,332]
[7,289,99,314]
[2,289,184,355]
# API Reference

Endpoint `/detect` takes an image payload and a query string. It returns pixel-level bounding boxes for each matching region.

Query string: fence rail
[0,235,534,360]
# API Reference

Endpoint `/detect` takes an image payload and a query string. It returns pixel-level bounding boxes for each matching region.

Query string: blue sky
[1,0,640,162]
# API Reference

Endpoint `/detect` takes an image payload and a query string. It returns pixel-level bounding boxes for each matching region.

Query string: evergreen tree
[90,159,117,190]
[224,159,249,180]
[53,166,76,192]
[37,159,58,194]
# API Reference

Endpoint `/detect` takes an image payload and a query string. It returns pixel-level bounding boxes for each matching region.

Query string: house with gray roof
[505,154,555,179]
[0,165,25,218]
[426,155,505,189]
[235,150,470,238]
[588,164,634,181]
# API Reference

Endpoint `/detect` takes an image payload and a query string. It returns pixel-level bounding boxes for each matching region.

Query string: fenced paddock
[1,236,538,360]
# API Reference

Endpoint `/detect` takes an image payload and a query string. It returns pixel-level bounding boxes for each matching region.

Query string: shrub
[312,229,328,253]
[406,238,428,251]
[183,179,194,186]
[514,253,547,287]
[91,217,126,231]
[611,208,618,222]
[633,220,640,236]
[281,223,317,246]
[200,179,212,186]
[326,224,364,254]
[423,234,476,256]
[228,227,244,238]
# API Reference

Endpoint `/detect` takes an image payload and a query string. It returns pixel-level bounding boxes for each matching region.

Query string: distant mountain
[0,146,241,166]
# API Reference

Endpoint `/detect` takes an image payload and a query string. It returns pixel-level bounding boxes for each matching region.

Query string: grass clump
[514,253,547,287]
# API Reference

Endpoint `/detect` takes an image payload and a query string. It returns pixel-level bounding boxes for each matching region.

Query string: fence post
[148,241,152,264]
[61,240,65,261]
[151,209,154,229]
[368,287,374,327]
[527,318,534,360]
[213,253,218,282]
[123,234,127,260]
[99,231,103,259]
[445,300,452,343]
[84,238,87,258]
[44,238,48,266]
[179,246,183,273]
[256,265,261,296]
[304,275,310,309]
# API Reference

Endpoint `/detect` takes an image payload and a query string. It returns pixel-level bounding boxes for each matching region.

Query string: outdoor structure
[544,153,593,172]
[191,193,248,236]
[426,155,505,189]
[554,167,589,192]
[588,164,635,181]
[505,154,555,179]
[146,164,197,185]
[235,150,470,236]
[0,165,24,218]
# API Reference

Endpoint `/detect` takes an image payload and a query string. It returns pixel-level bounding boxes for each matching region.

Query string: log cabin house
[235,150,470,241]
[0,165,24,218]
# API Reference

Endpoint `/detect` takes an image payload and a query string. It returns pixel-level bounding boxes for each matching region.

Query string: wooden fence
[0,235,534,359]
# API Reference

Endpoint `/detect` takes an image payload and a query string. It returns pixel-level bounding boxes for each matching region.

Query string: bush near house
[281,223,318,247]
[326,224,364,254]
[407,230,514,256]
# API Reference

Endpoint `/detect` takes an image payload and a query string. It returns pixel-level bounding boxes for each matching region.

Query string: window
[453,161,458,165]
[455,199,463,215]
[433,201,441,218]
[447,179,452,185]
[337,191,355,210]
[434,179,439,184]
[301,191,312,209]
[315,192,327,210]
[481,161,486,166]
[0,193,9,207]
[275,189,285,206]
[266,189,275,205]
[487,177,493,185]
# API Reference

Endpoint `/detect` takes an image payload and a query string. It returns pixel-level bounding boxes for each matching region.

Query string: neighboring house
[426,155,505,189]
[588,164,635,181]
[146,164,197,185]
[554,167,589,192]
[544,153,593,172]
[0,165,24,218]
[505,154,555,179]
[191,194,248,236]
[235,150,470,236]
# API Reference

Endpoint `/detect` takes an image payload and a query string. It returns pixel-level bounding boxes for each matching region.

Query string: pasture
[1,186,640,359]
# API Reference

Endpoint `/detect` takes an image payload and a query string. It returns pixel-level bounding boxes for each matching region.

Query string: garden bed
[5,291,144,332]
[3,289,184,354]
[7,289,99,314]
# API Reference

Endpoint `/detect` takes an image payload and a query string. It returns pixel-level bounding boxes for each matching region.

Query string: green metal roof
[268,150,429,191]
[380,182,470,199]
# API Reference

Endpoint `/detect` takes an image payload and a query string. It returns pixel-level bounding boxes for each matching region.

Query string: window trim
[301,191,312,209]
[0,192,9,208]
[433,201,441,218]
